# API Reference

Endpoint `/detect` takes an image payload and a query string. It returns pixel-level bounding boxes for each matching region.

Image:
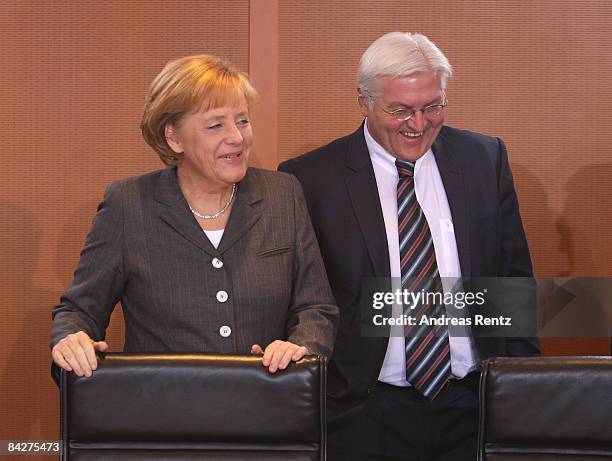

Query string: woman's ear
[165,124,183,154]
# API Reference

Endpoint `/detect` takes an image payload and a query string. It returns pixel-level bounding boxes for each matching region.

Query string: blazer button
[219,325,232,337]
[216,290,228,303]
[212,258,224,269]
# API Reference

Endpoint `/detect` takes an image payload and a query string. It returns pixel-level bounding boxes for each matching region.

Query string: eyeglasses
[373,98,447,122]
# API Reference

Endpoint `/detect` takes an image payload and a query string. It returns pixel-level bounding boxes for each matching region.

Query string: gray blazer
[51,167,338,356]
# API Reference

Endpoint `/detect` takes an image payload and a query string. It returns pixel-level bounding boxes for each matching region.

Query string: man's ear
[357,92,370,118]
[165,124,183,154]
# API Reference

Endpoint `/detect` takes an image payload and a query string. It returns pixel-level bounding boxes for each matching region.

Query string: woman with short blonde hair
[51,54,337,377]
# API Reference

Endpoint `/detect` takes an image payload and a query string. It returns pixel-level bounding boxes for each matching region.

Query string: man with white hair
[279,32,539,460]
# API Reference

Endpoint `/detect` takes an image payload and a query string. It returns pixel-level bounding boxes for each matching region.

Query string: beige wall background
[1,0,611,451]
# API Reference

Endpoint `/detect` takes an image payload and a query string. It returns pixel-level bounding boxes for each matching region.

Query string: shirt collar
[363,118,433,178]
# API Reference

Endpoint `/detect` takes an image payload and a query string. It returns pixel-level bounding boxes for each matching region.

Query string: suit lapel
[343,126,392,367]
[154,167,219,257]
[344,126,391,279]
[432,129,472,276]
[154,168,263,257]
[218,169,262,254]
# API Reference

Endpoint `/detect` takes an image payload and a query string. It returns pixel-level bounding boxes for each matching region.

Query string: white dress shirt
[204,228,224,249]
[363,120,479,386]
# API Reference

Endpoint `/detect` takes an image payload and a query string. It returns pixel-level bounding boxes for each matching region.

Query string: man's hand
[251,340,309,373]
[51,331,108,377]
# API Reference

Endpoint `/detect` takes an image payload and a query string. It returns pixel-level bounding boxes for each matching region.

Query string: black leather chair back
[478,356,612,461]
[60,353,326,460]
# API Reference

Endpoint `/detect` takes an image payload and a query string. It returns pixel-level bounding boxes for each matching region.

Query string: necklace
[189,183,237,220]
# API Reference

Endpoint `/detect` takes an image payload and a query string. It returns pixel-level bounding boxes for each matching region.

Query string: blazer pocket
[257,245,294,258]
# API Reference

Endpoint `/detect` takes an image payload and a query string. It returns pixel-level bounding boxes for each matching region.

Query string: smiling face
[166,97,252,190]
[359,72,445,161]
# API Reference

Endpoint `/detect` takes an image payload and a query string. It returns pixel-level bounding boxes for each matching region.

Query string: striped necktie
[396,159,451,399]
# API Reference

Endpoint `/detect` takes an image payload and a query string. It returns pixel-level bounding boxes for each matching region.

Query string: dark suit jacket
[51,167,338,357]
[279,124,539,421]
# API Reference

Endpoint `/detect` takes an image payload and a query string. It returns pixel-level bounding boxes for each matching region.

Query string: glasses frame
[372,96,448,122]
